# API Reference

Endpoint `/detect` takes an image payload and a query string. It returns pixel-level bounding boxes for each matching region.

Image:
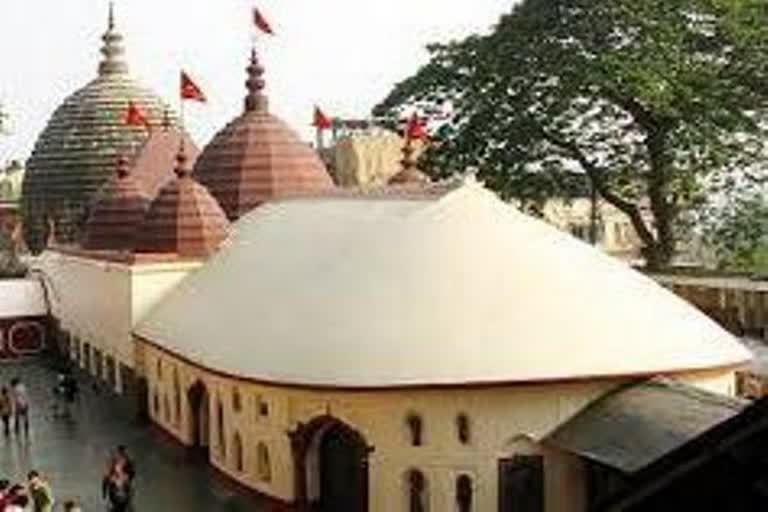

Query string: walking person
[109,445,136,483]
[0,386,12,436]
[0,479,11,509]
[10,378,29,435]
[27,470,54,512]
[102,464,133,512]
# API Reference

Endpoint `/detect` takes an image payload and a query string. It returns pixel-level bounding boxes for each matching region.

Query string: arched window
[156,358,163,381]
[233,431,244,472]
[406,469,428,512]
[456,474,473,512]
[257,442,271,482]
[163,394,171,422]
[217,399,226,457]
[456,413,470,444]
[152,390,160,416]
[173,369,181,426]
[232,388,242,413]
[406,413,423,446]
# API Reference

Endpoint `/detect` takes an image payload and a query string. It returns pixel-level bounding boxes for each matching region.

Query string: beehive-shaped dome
[193,49,334,221]
[136,178,750,388]
[136,150,229,258]
[82,156,150,251]
[22,6,179,252]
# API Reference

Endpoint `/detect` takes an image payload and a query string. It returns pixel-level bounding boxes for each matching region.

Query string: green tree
[703,192,768,273]
[375,0,768,269]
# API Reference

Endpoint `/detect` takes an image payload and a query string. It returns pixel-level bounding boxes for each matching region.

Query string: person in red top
[0,479,11,509]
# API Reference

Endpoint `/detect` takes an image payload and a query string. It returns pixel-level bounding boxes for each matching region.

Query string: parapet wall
[0,278,48,359]
[653,274,768,338]
[653,274,768,399]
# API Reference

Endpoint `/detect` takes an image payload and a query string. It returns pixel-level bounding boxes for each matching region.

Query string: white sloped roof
[0,279,47,318]
[135,179,750,388]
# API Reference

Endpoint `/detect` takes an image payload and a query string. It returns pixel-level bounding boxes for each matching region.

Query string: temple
[22,4,194,252]
[14,6,763,512]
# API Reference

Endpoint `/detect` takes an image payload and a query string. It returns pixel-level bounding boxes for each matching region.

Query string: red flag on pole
[406,113,429,141]
[124,101,150,129]
[313,106,333,130]
[180,71,206,102]
[253,7,274,35]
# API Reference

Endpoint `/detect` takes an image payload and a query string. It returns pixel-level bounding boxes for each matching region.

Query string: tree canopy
[374,0,768,269]
[702,192,768,273]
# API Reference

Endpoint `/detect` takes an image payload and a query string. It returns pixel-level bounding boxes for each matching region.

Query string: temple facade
[133,181,747,511]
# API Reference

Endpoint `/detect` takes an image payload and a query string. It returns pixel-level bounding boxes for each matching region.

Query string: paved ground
[0,360,267,511]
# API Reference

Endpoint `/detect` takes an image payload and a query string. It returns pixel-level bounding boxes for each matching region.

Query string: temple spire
[174,146,190,178]
[98,2,128,76]
[116,155,130,179]
[244,47,268,113]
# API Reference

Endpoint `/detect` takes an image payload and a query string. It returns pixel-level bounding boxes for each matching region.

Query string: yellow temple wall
[140,342,738,512]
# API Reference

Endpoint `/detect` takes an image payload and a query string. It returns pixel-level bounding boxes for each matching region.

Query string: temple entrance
[187,380,210,456]
[291,416,370,512]
[498,455,544,512]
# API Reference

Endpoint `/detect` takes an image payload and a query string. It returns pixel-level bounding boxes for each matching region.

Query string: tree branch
[539,128,657,248]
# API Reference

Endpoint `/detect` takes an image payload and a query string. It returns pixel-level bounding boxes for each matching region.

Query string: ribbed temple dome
[136,151,230,258]
[22,5,178,252]
[193,49,334,221]
[82,156,150,251]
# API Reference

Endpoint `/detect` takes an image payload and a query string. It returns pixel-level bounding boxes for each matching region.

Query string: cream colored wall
[331,131,425,188]
[33,251,200,390]
[539,198,645,260]
[140,342,741,512]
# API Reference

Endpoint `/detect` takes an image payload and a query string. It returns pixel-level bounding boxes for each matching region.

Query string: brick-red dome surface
[82,157,150,251]
[136,155,229,258]
[193,49,333,221]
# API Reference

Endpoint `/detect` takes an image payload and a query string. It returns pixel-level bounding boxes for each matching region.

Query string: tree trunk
[644,126,677,271]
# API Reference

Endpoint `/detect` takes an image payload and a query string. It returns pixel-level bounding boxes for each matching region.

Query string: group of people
[0,470,72,511]
[0,445,136,512]
[0,378,29,437]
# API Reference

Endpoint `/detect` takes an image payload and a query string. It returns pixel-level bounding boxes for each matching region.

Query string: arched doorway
[291,415,371,512]
[186,380,210,456]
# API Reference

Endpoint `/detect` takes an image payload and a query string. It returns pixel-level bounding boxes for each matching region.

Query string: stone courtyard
[0,360,266,511]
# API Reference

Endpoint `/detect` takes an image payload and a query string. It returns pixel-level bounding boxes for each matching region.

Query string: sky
[0,0,514,164]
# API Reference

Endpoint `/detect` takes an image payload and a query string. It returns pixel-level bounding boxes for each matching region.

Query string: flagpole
[179,92,186,154]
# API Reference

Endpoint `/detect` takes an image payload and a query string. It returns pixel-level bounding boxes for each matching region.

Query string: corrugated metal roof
[546,378,748,473]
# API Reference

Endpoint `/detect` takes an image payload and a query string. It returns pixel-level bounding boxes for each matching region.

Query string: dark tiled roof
[193,49,334,221]
[135,153,229,258]
[546,378,747,474]
[82,156,150,251]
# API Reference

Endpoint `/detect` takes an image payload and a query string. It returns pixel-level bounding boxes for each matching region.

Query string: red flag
[253,7,274,35]
[124,101,150,129]
[180,71,206,102]
[313,106,333,130]
[406,113,429,141]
